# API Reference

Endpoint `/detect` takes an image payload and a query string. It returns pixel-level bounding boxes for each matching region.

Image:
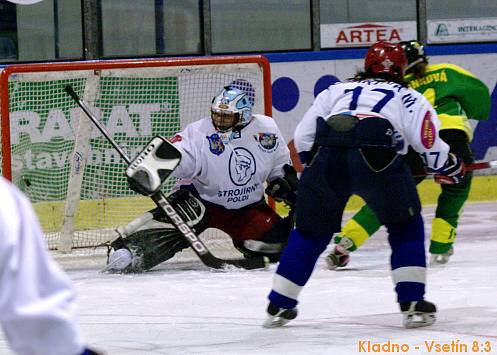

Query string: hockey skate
[263,302,298,328]
[326,245,350,270]
[400,300,437,328]
[430,247,454,266]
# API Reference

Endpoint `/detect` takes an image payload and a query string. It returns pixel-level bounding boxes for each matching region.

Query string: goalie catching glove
[265,164,298,207]
[126,136,182,196]
[432,153,466,185]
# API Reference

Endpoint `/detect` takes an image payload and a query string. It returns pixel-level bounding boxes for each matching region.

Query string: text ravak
[9,103,168,145]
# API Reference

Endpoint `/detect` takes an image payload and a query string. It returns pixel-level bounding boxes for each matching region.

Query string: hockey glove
[434,153,466,185]
[265,164,298,206]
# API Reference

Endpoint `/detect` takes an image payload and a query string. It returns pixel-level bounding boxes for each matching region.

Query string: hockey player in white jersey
[263,41,465,329]
[106,85,297,272]
[0,177,99,355]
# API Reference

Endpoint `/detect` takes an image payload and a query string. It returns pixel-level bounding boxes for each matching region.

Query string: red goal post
[0,55,272,253]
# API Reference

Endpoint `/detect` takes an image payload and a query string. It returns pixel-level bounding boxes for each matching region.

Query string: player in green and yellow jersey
[327,40,490,267]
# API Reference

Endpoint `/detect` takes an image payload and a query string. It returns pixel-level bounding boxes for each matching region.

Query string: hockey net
[0,55,272,263]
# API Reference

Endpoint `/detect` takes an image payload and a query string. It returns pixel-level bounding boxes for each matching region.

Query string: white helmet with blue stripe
[211,86,253,132]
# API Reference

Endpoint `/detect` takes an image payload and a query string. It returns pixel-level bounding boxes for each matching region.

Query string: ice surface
[1,202,497,355]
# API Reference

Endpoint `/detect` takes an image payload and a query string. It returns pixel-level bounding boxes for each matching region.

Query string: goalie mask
[211,86,253,132]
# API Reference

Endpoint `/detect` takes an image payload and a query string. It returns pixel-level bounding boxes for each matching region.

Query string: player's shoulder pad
[251,114,280,130]
[195,117,212,129]
[248,115,286,143]
[325,80,342,90]
[428,63,478,79]
[406,85,426,97]
[398,86,430,112]
[182,117,212,134]
[171,118,212,144]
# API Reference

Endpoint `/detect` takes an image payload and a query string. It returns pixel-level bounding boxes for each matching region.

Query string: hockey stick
[64,85,267,270]
[413,160,497,178]
[465,160,497,171]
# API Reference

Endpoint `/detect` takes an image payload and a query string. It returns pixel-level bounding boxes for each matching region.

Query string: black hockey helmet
[399,40,427,73]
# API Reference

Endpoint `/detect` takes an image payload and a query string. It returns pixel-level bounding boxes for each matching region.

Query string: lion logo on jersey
[229,147,256,186]
[206,133,225,155]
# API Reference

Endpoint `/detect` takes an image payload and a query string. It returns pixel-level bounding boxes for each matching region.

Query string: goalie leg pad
[259,212,293,244]
[232,213,293,263]
[108,189,209,272]
[124,228,190,271]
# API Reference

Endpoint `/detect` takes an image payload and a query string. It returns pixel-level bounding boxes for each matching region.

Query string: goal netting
[0,55,271,259]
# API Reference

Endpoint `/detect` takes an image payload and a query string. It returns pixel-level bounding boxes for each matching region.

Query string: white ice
[1,202,497,355]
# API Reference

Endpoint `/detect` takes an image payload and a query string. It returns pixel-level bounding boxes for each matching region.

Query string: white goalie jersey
[171,114,290,209]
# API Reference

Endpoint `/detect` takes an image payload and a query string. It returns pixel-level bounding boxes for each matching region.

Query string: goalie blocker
[125,136,181,196]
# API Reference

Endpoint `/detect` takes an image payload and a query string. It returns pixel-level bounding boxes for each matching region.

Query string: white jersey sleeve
[294,87,337,155]
[170,122,203,180]
[0,177,85,355]
[401,89,449,171]
[265,118,291,182]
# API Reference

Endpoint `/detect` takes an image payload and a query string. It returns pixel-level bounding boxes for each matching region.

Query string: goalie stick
[64,84,267,270]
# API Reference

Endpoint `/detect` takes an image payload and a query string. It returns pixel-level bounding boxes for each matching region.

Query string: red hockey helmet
[364,41,407,79]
